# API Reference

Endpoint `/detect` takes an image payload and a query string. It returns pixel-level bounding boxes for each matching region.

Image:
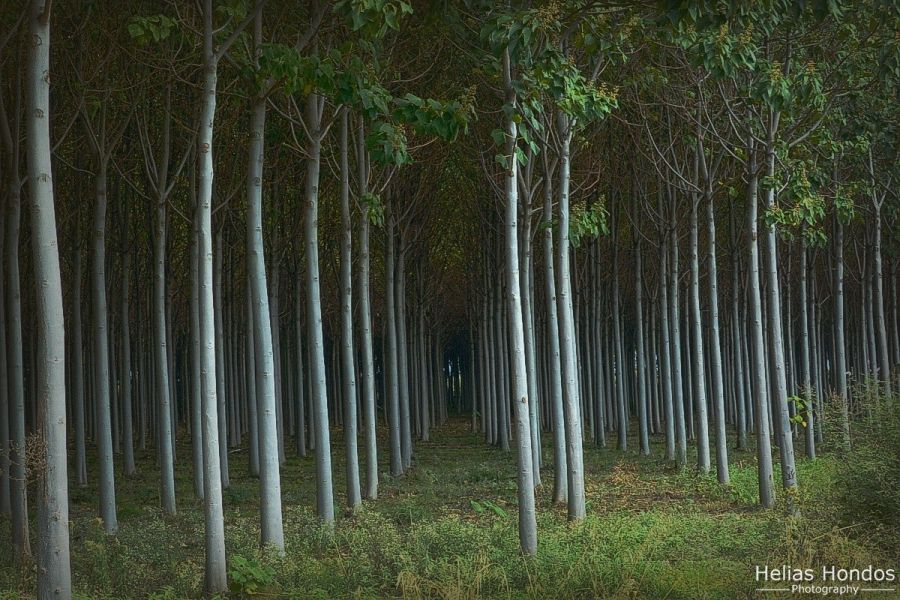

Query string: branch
[39,0,52,26]
[213,0,269,62]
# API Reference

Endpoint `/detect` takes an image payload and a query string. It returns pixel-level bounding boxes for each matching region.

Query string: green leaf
[514,146,527,166]
[483,500,508,518]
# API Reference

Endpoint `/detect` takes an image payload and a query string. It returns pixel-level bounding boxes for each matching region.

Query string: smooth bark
[28,3,73,594]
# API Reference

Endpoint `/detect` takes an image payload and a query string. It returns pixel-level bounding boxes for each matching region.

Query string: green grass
[0,420,893,599]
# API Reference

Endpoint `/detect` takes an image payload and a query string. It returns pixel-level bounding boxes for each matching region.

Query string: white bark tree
[27,1,73,595]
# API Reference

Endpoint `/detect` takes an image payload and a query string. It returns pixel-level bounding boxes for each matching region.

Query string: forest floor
[0,419,895,599]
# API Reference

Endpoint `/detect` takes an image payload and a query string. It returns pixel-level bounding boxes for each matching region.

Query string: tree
[245,7,285,551]
[499,45,538,555]
[194,0,267,591]
[27,0,73,595]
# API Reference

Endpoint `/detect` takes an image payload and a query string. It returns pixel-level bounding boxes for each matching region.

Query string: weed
[229,554,277,596]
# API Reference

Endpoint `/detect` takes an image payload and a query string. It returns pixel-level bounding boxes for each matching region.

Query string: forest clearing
[0,0,898,598]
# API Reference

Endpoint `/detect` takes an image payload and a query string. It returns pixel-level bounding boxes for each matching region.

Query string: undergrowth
[0,416,893,599]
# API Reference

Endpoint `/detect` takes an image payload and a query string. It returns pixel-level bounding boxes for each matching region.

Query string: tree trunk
[635,237,650,455]
[799,243,816,458]
[304,92,335,524]
[246,82,285,550]
[0,195,7,517]
[339,109,361,508]
[190,217,205,499]
[555,111,585,520]
[747,142,776,507]
[690,194,710,473]
[891,262,900,368]
[385,211,402,475]
[214,232,229,487]
[834,214,850,452]
[397,241,413,468]
[612,206,628,452]
[72,246,88,487]
[91,160,118,534]
[198,9,227,587]
[706,191,729,482]
[294,273,307,458]
[871,201,890,389]
[730,210,749,451]
[495,275,509,451]
[28,3,73,594]
[763,132,799,508]
[520,196,541,486]
[356,120,378,499]
[501,50,537,553]
[669,203,688,468]
[153,195,176,513]
[659,222,676,462]
[246,285,260,476]
[120,240,136,476]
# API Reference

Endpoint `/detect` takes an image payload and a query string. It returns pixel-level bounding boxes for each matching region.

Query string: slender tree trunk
[120,242,136,476]
[304,92,335,524]
[799,243,816,458]
[269,267,285,466]
[592,250,607,449]
[72,246,88,487]
[339,109,361,507]
[669,205,688,468]
[809,265,823,445]
[294,273,307,458]
[0,199,7,517]
[635,237,650,455]
[28,3,73,594]
[659,223,676,462]
[649,296,661,436]
[110,317,120,456]
[214,233,229,487]
[871,200,890,390]
[356,120,377,499]
[730,209,749,451]
[91,160,118,534]
[555,112,585,521]
[246,78,285,550]
[229,277,241,449]
[834,213,850,452]
[469,321,478,432]
[190,218,205,499]
[385,212,402,475]
[706,191,729,482]
[166,291,177,455]
[689,190,711,473]
[418,306,430,441]
[397,245,413,468]
[763,132,799,508]
[747,142,776,507]
[198,8,228,587]
[246,286,260,476]
[154,195,176,513]
[501,50,537,553]
[612,208,628,452]
[888,262,900,368]
[519,199,541,487]
[495,278,510,451]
